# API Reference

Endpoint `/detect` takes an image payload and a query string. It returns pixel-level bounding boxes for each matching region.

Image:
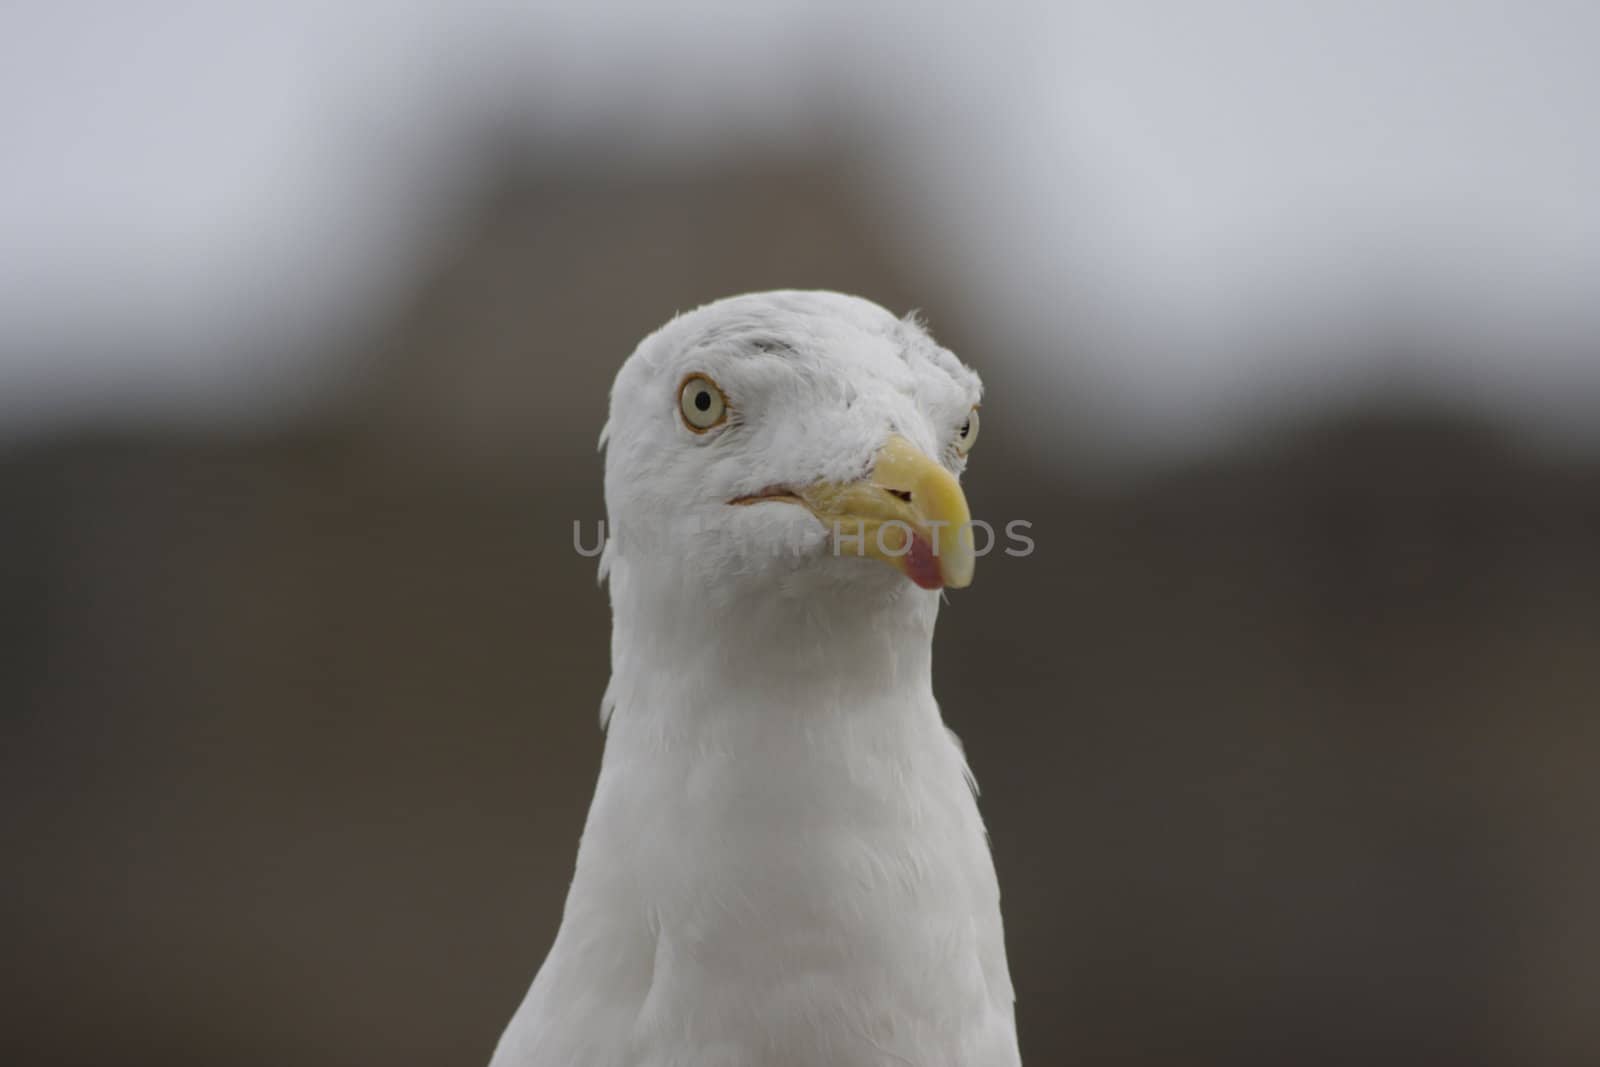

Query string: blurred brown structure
[3,146,1598,1067]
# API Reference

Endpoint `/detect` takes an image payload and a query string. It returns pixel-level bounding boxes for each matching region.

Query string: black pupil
[694,390,712,412]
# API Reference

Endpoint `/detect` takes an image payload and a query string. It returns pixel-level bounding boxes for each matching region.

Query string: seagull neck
[605,563,939,725]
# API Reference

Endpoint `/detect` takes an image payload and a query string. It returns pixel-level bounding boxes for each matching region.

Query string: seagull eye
[954,407,980,455]
[678,374,728,432]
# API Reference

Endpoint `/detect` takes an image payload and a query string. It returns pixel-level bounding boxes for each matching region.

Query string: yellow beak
[794,434,975,590]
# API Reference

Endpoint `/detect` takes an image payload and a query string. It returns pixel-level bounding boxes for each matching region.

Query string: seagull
[490,291,1019,1066]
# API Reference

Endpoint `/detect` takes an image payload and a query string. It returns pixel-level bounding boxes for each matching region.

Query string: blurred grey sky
[3,0,1598,459]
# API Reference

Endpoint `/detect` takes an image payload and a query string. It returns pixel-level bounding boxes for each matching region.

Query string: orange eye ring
[678,374,728,432]
[955,406,980,454]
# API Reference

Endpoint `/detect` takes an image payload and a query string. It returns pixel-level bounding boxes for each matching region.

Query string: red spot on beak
[904,533,944,590]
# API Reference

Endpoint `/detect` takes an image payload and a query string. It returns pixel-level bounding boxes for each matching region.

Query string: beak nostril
[888,489,913,503]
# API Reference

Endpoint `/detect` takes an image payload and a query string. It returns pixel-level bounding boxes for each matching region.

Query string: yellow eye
[679,374,728,432]
[955,407,980,455]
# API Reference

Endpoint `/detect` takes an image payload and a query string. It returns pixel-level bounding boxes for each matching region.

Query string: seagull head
[601,291,982,606]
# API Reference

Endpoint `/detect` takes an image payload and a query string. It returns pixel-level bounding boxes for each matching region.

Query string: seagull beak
[795,434,976,590]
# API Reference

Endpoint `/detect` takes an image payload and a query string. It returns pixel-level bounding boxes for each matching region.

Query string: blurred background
[2,2,1597,1064]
